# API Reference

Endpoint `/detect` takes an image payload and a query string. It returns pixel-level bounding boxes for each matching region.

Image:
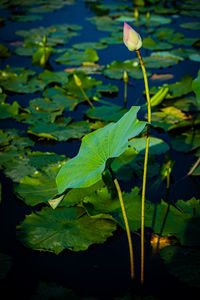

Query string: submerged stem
[136,49,151,285]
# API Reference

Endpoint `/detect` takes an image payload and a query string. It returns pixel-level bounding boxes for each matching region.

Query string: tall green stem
[109,167,134,280]
[124,81,127,108]
[79,86,94,109]
[136,49,151,285]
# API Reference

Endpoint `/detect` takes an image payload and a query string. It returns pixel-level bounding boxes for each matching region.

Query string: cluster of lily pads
[0,0,200,298]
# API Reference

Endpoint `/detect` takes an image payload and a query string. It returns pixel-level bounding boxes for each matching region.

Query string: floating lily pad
[55,48,99,66]
[143,36,173,50]
[103,60,150,80]
[179,22,200,30]
[10,14,43,22]
[129,137,170,155]
[0,43,11,58]
[14,162,65,206]
[86,102,127,123]
[170,129,200,153]
[17,206,117,253]
[0,101,19,119]
[142,52,181,69]
[38,70,69,86]
[192,70,200,106]
[28,120,91,142]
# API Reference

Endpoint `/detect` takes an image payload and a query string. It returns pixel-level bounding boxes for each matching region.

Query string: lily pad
[0,43,11,58]
[55,48,99,66]
[17,206,117,253]
[143,36,173,50]
[192,70,200,106]
[170,129,200,153]
[28,120,91,142]
[14,162,65,206]
[103,60,150,80]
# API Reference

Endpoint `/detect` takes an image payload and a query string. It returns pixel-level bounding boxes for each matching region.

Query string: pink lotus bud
[123,22,142,51]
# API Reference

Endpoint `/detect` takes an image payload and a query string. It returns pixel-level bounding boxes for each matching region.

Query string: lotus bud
[134,8,139,20]
[123,70,128,83]
[42,35,47,46]
[73,74,82,87]
[146,11,150,22]
[123,22,142,51]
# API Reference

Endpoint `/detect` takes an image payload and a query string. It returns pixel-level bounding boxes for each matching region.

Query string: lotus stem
[114,178,134,280]
[187,157,200,176]
[136,49,151,285]
[109,166,134,280]
[79,86,94,109]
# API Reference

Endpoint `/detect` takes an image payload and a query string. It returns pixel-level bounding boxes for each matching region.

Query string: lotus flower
[123,22,142,51]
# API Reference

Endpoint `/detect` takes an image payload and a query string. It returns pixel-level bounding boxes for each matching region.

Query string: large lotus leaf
[161,246,200,288]
[56,106,146,195]
[55,48,99,66]
[14,162,65,206]
[17,206,117,253]
[192,70,200,106]
[28,120,91,142]
[142,36,173,50]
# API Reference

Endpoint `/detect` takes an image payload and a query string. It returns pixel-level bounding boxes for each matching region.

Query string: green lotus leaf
[38,70,69,86]
[55,48,99,66]
[103,60,150,80]
[72,41,107,50]
[28,120,91,142]
[142,52,181,69]
[189,53,200,62]
[129,137,170,155]
[179,22,200,30]
[14,162,65,206]
[170,129,200,152]
[143,36,173,50]
[43,86,80,111]
[0,101,19,119]
[10,14,43,22]
[56,106,146,195]
[192,69,200,106]
[17,206,117,253]
[0,43,11,58]
[86,101,127,123]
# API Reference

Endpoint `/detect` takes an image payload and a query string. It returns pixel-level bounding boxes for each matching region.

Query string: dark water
[0,0,200,299]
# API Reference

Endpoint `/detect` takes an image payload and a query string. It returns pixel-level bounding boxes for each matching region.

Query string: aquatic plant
[123,22,151,284]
